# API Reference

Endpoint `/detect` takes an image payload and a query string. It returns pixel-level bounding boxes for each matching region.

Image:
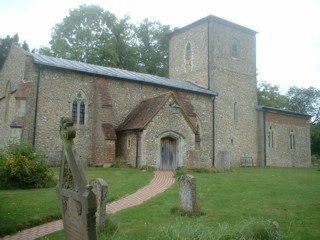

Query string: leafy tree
[311,123,320,157]
[0,34,19,70]
[0,34,30,70]
[135,19,172,77]
[286,86,320,123]
[107,14,139,71]
[47,4,118,65]
[257,80,288,108]
[38,4,174,76]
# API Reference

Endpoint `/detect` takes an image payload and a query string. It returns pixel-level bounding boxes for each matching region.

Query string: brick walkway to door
[3,171,175,240]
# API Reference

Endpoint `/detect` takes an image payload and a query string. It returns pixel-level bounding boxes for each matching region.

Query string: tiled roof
[32,54,217,97]
[117,92,197,132]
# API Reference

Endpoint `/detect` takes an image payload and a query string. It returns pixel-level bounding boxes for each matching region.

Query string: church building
[0,15,311,168]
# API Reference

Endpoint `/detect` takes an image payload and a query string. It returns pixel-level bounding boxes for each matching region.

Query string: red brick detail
[265,112,308,127]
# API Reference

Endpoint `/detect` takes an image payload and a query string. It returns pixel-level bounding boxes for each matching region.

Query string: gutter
[32,65,41,147]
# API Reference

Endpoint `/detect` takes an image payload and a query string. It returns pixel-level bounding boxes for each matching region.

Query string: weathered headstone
[56,117,97,240]
[90,178,108,227]
[178,174,197,212]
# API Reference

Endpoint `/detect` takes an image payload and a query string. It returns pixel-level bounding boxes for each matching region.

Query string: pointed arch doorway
[161,137,177,170]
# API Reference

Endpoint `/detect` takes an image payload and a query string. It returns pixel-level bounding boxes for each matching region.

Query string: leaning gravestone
[178,174,197,212]
[90,178,108,227]
[56,117,97,240]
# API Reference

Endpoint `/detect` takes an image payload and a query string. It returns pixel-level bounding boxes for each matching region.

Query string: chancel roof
[32,54,217,97]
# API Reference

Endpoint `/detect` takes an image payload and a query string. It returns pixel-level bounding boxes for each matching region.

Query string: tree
[257,80,288,108]
[46,5,118,65]
[37,4,174,76]
[286,86,320,123]
[311,123,320,157]
[0,34,19,70]
[135,19,172,77]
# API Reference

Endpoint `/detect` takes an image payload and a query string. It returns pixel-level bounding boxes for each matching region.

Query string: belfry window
[71,91,87,125]
[289,130,296,150]
[185,42,192,71]
[186,42,192,61]
[231,39,239,58]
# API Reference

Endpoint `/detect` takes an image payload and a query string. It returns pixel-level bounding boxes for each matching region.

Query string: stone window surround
[70,89,89,126]
[289,130,296,150]
[268,125,275,149]
[231,38,240,59]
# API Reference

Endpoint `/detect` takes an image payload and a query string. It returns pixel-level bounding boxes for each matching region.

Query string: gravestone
[178,174,197,212]
[90,178,108,227]
[56,117,97,240]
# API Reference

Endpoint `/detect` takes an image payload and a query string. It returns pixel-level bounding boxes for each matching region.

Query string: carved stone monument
[90,178,108,227]
[178,174,197,212]
[57,117,97,240]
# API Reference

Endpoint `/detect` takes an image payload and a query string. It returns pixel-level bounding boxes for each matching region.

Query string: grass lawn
[112,167,320,239]
[0,167,153,237]
[43,167,320,240]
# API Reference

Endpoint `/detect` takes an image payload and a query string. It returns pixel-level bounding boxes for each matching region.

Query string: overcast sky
[0,0,319,93]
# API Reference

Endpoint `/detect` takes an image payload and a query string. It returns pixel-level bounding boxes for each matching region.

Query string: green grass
[4,167,320,239]
[108,167,320,239]
[0,167,153,237]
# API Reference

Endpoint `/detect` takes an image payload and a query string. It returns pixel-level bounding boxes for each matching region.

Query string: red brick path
[2,171,175,240]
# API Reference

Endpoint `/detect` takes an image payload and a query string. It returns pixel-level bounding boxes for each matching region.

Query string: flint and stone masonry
[0,15,311,168]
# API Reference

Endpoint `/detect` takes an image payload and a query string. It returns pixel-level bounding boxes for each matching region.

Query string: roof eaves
[256,105,312,119]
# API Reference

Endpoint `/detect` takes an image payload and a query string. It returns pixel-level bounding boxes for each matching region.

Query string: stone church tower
[169,15,258,167]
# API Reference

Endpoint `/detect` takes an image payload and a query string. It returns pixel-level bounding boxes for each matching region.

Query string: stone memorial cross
[56,117,97,240]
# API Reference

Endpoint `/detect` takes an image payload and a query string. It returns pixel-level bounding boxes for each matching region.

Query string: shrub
[175,166,223,177]
[0,142,55,189]
[111,156,132,168]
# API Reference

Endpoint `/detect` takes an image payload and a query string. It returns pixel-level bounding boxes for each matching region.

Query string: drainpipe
[134,129,139,168]
[263,111,267,166]
[32,65,41,147]
[212,96,216,167]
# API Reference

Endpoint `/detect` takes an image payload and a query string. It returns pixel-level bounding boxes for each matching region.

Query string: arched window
[268,126,275,149]
[231,39,239,58]
[289,130,296,150]
[70,91,88,125]
[185,42,192,71]
[186,42,192,61]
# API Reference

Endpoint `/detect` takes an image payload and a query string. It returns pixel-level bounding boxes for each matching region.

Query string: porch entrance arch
[161,137,177,170]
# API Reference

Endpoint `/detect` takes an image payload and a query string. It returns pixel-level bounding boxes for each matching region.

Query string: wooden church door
[161,137,177,169]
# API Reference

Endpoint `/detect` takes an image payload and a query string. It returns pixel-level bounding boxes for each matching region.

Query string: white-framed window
[127,137,131,149]
[289,130,296,150]
[70,90,88,125]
